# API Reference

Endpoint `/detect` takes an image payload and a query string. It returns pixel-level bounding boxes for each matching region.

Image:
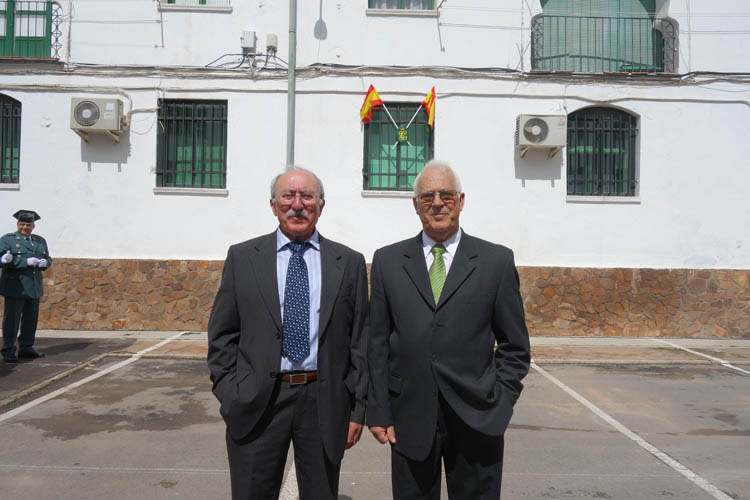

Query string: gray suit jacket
[367,231,530,461]
[207,231,368,463]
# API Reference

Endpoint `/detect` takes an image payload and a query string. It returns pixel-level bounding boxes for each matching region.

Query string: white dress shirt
[421,228,462,275]
[275,228,322,372]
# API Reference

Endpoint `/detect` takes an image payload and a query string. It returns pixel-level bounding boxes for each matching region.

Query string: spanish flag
[360,85,383,124]
[422,87,436,128]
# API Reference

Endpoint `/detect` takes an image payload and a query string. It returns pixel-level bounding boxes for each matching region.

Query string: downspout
[286,0,297,166]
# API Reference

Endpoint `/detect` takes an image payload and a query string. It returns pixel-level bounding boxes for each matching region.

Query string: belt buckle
[288,373,308,386]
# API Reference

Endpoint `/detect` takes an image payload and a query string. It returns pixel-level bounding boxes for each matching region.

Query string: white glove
[38,258,48,269]
[1,251,11,264]
[27,257,40,267]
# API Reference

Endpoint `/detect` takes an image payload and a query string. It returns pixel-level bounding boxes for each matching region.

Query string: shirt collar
[422,228,462,258]
[276,227,320,252]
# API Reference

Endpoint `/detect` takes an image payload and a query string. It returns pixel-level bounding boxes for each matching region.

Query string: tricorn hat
[13,210,41,223]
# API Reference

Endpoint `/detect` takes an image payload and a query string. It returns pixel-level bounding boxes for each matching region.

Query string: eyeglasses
[276,190,319,207]
[417,190,459,206]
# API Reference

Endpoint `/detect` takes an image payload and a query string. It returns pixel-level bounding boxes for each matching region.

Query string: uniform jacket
[0,232,52,299]
[367,231,531,461]
[207,231,368,464]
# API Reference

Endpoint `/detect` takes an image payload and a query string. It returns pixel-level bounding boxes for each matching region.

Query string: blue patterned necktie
[282,241,311,363]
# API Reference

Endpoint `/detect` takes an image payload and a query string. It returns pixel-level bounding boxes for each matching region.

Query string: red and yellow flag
[360,85,383,124]
[422,87,436,128]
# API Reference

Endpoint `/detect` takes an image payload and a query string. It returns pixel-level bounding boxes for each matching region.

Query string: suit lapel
[403,233,436,310]
[437,233,478,309]
[249,232,282,330]
[318,234,344,339]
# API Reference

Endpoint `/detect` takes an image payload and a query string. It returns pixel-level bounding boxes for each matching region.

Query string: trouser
[391,395,504,500]
[225,378,340,500]
[2,297,40,356]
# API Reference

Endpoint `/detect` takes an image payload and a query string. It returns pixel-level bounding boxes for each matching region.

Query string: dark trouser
[225,379,340,500]
[391,396,504,500]
[2,297,40,356]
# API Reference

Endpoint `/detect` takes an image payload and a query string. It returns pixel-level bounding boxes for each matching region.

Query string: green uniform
[1,231,52,357]
[0,231,52,298]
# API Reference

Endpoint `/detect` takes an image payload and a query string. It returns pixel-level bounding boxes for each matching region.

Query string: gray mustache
[285,208,311,219]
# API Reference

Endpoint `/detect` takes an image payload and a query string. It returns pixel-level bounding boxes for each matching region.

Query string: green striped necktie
[429,244,446,305]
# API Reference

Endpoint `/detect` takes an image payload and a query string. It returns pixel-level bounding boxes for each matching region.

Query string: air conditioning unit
[516,114,567,158]
[70,98,125,142]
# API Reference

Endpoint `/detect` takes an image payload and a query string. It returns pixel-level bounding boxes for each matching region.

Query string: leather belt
[279,371,318,386]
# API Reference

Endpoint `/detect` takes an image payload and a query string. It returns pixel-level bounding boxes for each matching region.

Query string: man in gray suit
[207,166,368,500]
[367,160,530,499]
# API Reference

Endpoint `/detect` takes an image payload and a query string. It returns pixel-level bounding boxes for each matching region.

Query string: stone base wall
[519,267,750,338]
[1,259,748,338]
[1,259,224,331]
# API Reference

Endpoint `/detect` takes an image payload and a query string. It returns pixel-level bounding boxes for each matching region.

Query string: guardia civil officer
[0,210,52,363]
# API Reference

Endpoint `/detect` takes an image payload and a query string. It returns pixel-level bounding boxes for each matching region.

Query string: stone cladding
[0,260,748,338]
[519,267,750,339]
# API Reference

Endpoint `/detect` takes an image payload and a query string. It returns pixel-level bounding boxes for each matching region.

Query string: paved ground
[0,331,748,500]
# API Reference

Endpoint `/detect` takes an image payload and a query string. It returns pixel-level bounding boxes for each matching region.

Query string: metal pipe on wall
[286,0,297,166]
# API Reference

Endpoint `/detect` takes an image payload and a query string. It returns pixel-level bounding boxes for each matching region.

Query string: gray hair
[413,159,462,197]
[270,165,325,201]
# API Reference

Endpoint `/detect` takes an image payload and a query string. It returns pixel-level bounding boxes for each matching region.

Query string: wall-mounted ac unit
[70,98,125,142]
[516,114,567,158]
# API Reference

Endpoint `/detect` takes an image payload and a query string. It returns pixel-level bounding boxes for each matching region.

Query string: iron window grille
[0,94,21,184]
[531,15,678,73]
[368,0,435,10]
[156,99,228,189]
[0,1,62,59]
[363,103,434,191]
[567,107,638,196]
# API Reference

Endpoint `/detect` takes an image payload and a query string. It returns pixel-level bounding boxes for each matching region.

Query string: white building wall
[1,0,749,268]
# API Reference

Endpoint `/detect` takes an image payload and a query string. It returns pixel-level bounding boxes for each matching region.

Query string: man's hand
[369,425,396,445]
[1,251,11,264]
[37,258,48,269]
[346,422,363,450]
[26,257,39,267]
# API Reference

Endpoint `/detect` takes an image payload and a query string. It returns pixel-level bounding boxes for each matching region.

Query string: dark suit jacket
[367,231,530,461]
[207,231,368,464]
[0,232,52,299]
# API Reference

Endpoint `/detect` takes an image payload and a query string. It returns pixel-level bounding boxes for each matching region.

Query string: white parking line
[531,361,734,500]
[651,339,750,375]
[0,331,187,424]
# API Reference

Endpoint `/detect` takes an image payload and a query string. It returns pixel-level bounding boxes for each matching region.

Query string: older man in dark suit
[207,166,368,500]
[367,160,530,499]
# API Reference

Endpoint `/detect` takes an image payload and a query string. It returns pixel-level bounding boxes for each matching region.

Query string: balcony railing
[531,15,678,73]
[0,1,63,59]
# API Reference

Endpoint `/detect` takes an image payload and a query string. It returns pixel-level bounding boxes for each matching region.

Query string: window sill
[361,190,414,198]
[154,187,228,197]
[158,5,232,13]
[566,195,640,204]
[0,183,20,191]
[365,8,438,18]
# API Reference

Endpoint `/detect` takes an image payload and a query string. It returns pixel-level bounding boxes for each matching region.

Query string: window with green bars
[532,0,677,73]
[368,0,435,10]
[0,1,53,58]
[0,94,21,184]
[363,103,434,191]
[566,107,638,196]
[156,99,228,189]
